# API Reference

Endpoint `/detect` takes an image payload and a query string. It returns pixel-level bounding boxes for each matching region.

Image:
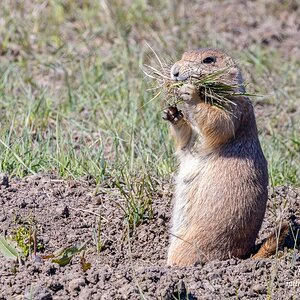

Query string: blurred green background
[0,0,299,187]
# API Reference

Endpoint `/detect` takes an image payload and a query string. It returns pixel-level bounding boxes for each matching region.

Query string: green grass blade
[0,236,20,260]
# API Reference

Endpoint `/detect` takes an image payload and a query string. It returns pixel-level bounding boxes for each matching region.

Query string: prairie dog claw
[163,106,183,124]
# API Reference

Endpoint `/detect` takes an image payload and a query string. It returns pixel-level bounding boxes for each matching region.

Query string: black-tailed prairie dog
[163,48,268,266]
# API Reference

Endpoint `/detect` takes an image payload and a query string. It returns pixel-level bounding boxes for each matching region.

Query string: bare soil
[0,175,299,299]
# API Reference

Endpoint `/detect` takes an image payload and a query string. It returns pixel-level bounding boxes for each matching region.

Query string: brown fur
[253,223,289,258]
[165,49,268,266]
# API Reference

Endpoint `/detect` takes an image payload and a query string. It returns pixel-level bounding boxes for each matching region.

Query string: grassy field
[0,0,299,189]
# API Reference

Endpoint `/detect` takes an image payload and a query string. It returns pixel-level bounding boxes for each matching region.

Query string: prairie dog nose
[170,63,188,81]
[170,65,180,80]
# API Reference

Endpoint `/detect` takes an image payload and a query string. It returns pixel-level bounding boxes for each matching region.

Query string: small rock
[252,284,266,294]
[0,174,9,188]
[229,258,237,265]
[49,282,64,292]
[56,205,70,218]
[68,180,78,188]
[94,196,102,205]
[68,277,86,292]
[0,214,7,222]
[79,287,92,300]
[45,263,57,276]
[202,280,215,292]
[20,200,27,208]
[157,217,165,226]
[61,205,70,218]
[86,272,99,284]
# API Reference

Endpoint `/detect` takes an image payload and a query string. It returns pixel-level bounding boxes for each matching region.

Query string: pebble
[252,283,267,294]
[0,173,9,188]
[79,287,92,300]
[49,281,64,292]
[68,277,86,292]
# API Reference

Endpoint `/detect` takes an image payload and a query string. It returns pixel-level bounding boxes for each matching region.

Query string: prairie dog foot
[163,106,183,124]
[179,83,201,103]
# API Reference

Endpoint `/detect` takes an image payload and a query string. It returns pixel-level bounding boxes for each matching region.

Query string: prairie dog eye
[202,56,216,64]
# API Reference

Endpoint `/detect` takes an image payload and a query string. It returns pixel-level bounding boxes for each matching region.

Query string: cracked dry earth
[0,174,299,299]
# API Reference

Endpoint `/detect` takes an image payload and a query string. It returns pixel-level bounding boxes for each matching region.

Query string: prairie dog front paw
[179,84,201,103]
[163,106,183,125]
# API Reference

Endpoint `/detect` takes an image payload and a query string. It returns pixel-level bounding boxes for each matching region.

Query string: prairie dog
[164,49,268,266]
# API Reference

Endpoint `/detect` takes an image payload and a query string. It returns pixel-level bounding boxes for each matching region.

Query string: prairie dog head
[170,49,244,92]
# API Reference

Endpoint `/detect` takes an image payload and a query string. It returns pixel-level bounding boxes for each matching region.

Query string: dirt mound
[0,175,299,299]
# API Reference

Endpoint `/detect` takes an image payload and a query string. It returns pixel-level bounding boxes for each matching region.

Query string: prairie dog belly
[171,153,208,238]
[170,151,266,248]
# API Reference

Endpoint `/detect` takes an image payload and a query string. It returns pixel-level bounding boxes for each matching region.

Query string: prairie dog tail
[253,223,290,259]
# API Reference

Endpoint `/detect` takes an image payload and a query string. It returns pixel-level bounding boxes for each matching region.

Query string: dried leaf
[43,243,86,267]
[80,256,91,272]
